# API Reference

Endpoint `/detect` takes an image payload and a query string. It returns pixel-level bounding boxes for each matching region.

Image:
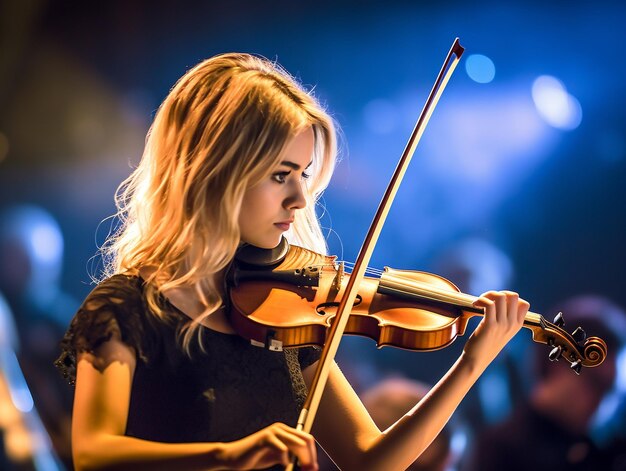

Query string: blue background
[1,0,625,463]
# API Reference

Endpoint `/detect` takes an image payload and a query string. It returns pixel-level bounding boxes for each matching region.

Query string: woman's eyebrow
[280,160,313,170]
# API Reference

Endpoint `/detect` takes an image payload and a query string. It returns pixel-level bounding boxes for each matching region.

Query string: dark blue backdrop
[1,0,625,462]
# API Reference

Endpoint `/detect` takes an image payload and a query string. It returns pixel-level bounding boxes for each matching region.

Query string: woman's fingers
[466,290,530,367]
[517,297,531,325]
[226,422,318,470]
[265,432,290,465]
[502,290,518,324]
[474,290,527,328]
[273,423,318,470]
[473,291,498,322]
[493,291,507,324]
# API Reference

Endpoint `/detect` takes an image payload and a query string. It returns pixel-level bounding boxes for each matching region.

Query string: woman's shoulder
[84,273,145,306]
[75,273,149,335]
[55,273,159,384]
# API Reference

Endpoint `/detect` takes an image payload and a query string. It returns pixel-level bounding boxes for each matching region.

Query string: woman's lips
[274,222,291,231]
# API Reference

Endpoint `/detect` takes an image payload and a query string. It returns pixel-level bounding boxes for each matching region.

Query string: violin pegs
[549,345,562,362]
[553,312,565,327]
[570,359,582,375]
[572,326,586,345]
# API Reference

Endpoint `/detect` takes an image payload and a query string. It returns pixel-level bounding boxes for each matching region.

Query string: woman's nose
[285,180,307,210]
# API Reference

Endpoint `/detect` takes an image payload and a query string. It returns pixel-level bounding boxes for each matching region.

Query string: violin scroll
[531,311,608,375]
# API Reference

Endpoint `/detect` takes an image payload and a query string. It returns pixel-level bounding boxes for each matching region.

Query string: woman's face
[238,127,314,248]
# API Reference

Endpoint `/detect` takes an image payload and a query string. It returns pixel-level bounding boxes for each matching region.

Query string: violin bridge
[332,261,344,291]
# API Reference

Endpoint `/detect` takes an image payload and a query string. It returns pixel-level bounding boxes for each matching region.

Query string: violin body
[231,246,466,351]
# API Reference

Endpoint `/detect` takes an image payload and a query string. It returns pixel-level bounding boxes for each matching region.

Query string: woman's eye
[272,170,310,184]
[272,172,290,183]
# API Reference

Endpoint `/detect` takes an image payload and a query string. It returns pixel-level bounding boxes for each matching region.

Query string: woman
[56,53,528,470]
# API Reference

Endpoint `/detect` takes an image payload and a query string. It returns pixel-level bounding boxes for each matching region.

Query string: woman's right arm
[72,336,318,471]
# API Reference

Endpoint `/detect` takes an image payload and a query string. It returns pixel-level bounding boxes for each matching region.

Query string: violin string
[335,261,482,307]
[339,261,384,277]
[316,261,545,327]
[314,260,382,276]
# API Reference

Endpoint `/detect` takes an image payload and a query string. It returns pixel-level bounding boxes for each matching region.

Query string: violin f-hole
[316,294,363,316]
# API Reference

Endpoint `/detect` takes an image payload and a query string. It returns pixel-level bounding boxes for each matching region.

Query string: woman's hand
[463,291,529,371]
[220,422,318,471]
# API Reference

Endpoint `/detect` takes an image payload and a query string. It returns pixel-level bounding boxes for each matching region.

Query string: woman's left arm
[303,290,528,471]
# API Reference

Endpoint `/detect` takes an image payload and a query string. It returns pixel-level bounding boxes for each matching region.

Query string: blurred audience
[0,205,78,469]
[431,237,514,298]
[1,292,63,470]
[432,237,521,429]
[463,295,626,471]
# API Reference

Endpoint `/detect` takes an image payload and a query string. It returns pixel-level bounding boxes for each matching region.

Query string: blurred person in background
[0,205,77,469]
[430,237,520,430]
[463,295,626,471]
[0,292,63,470]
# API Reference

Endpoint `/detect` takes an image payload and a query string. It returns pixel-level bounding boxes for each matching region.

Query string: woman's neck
[138,266,236,335]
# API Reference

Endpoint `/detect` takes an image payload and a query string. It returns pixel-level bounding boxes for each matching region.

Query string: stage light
[465,54,496,84]
[531,75,582,130]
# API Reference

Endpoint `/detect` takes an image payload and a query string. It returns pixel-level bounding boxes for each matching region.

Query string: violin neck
[378,269,482,313]
[378,269,545,329]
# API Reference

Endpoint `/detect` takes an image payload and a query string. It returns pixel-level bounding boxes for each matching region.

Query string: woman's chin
[240,236,282,249]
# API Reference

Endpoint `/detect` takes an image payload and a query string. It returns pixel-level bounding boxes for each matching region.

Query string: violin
[227,238,607,375]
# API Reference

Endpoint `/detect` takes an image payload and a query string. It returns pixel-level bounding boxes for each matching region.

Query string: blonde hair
[102,53,337,352]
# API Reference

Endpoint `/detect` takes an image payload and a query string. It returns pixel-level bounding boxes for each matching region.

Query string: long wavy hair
[101,53,337,352]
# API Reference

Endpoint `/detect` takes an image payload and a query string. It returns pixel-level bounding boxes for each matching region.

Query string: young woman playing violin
[55,53,529,471]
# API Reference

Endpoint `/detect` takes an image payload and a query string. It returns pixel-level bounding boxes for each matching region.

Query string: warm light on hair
[101,53,337,352]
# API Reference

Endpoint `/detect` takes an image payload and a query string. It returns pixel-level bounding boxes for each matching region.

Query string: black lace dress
[55,274,321,464]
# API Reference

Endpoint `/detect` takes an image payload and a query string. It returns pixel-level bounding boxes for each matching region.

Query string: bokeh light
[531,75,583,130]
[465,54,496,84]
[31,224,64,265]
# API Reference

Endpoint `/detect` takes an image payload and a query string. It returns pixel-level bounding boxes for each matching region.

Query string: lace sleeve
[54,275,150,385]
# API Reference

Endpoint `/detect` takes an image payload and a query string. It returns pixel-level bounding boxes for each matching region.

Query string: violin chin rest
[235,236,290,268]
